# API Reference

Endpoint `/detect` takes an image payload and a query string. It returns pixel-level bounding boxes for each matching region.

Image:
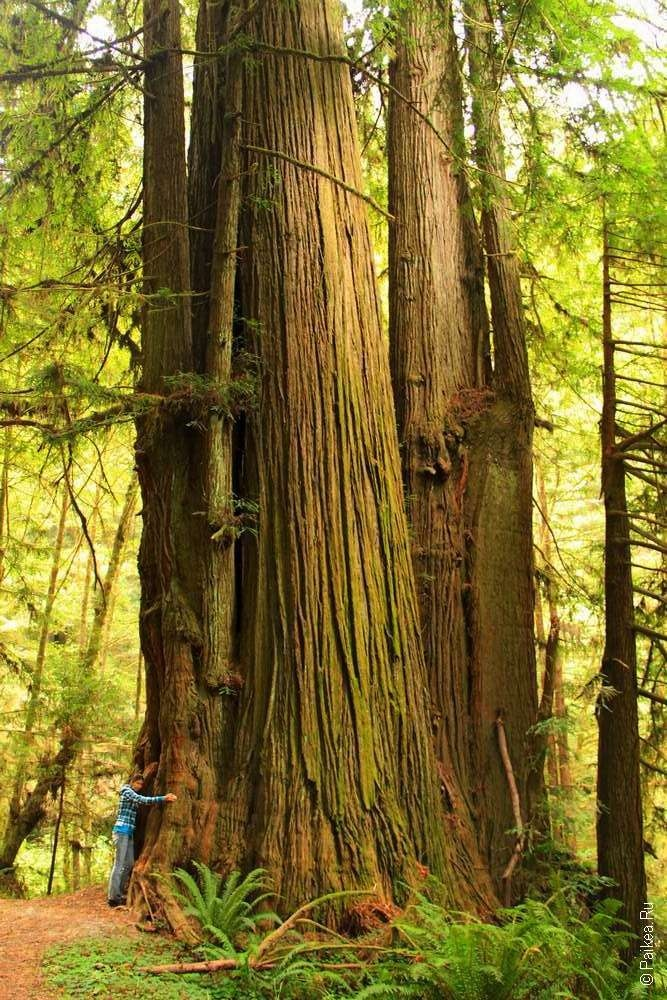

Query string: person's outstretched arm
[123,787,177,805]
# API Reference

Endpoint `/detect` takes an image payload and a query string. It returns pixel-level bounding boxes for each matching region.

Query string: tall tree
[211,0,483,917]
[597,217,646,958]
[387,0,494,905]
[130,0,228,929]
[463,0,539,890]
[0,485,69,888]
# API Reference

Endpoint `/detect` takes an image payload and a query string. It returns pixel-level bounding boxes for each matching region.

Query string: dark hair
[129,772,144,785]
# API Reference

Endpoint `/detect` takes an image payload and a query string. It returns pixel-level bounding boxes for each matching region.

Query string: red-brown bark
[215,0,464,917]
[387,0,496,910]
[463,0,539,891]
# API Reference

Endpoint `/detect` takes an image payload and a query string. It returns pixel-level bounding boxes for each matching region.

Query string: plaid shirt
[112,784,165,835]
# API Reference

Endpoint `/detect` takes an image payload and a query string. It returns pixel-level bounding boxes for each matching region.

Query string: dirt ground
[0,886,137,1000]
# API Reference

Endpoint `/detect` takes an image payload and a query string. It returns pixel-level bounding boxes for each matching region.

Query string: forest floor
[0,886,138,999]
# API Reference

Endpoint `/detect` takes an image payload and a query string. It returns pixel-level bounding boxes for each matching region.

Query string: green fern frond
[192,859,222,912]
[172,867,208,916]
[170,862,274,953]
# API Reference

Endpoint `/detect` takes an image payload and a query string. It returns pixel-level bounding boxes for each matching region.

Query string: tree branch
[638,687,667,707]
[495,713,526,906]
[241,144,393,220]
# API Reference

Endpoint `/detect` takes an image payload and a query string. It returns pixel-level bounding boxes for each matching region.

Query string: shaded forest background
[0,0,664,958]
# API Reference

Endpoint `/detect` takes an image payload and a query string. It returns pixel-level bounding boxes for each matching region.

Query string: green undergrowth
[43,935,216,999]
[42,882,666,1000]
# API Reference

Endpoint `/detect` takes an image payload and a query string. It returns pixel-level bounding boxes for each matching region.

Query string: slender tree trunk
[70,839,81,892]
[535,468,577,850]
[62,828,71,891]
[0,481,138,877]
[387,0,495,909]
[529,575,559,833]
[80,480,138,677]
[46,774,66,895]
[0,428,11,586]
[534,576,560,798]
[78,483,101,651]
[554,655,573,808]
[597,219,646,959]
[0,486,69,882]
[463,0,539,893]
[83,845,92,885]
[68,764,89,892]
[217,0,463,919]
[23,487,69,738]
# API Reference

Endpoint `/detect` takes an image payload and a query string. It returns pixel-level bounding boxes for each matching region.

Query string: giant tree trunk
[463,0,539,892]
[597,221,646,959]
[216,0,472,919]
[387,0,495,909]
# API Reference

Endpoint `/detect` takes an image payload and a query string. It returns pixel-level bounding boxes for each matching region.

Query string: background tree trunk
[0,485,69,885]
[0,428,11,586]
[0,479,138,879]
[597,219,646,959]
[387,0,495,910]
[464,0,539,893]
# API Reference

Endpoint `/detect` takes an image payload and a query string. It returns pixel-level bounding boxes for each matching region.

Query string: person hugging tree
[107,768,177,907]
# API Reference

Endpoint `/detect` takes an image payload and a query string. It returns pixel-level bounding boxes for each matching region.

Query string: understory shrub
[161,866,664,999]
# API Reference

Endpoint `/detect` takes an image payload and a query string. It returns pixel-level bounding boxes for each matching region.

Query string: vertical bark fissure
[387,0,495,910]
[218,0,459,918]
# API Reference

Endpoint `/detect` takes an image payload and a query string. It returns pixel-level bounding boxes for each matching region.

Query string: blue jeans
[108,832,134,902]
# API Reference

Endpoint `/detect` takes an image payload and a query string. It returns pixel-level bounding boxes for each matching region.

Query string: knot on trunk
[416,429,452,481]
[163,582,203,648]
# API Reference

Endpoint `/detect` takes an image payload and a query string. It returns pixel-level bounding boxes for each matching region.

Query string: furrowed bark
[463,0,539,892]
[132,0,223,927]
[218,0,453,919]
[388,0,495,910]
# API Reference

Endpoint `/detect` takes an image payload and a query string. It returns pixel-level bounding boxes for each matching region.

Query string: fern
[169,872,649,1000]
[171,863,279,954]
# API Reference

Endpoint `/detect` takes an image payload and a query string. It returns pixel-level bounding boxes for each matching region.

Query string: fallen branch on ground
[142,887,377,975]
